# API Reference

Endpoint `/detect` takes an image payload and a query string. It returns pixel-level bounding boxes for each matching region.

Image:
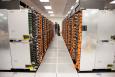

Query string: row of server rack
[0,9,54,71]
[62,9,115,72]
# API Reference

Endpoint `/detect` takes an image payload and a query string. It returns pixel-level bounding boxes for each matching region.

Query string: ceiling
[80,0,115,10]
[20,0,115,18]
[20,0,76,17]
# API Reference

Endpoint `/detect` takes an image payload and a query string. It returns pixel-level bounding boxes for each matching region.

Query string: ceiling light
[40,0,49,2]
[76,0,79,3]
[0,13,4,17]
[48,11,53,13]
[50,14,54,16]
[110,0,115,4]
[71,6,74,10]
[44,6,52,9]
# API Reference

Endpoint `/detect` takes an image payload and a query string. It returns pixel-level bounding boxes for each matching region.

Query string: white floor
[0,35,115,77]
[35,35,78,77]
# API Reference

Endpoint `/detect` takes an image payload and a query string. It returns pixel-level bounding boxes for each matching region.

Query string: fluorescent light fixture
[44,6,52,9]
[76,0,79,3]
[110,0,115,4]
[0,13,4,17]
[71,6,74,10]
[40,0,49,2]
[48,11,53,13]
[50,14,54,16]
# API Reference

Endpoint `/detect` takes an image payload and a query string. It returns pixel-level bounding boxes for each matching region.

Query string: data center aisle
[35,35,78,77]
[0,35,78,77]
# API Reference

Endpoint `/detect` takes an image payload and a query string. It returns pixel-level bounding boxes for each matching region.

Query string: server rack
[0,9,54,71]
[62,9,115,72]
